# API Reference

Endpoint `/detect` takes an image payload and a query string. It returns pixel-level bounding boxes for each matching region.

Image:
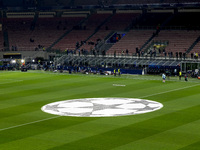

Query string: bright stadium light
[11,60,16,64]
[21,59,25,63]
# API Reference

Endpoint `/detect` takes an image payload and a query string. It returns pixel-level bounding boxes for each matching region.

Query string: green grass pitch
[0,70,200,150]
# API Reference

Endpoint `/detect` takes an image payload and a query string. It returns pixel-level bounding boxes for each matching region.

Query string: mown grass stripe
[0,90,200,149]
[179,140,200,150]
[111,119,200,150]
[46,104,200,150]
[0,71,200,150]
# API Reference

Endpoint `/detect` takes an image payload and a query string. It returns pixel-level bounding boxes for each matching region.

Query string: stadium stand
[1,0,200,76]
[41,0,200,7]
[101,11,141,31]
[4,18,34,51]
[189,40,200,55]
[107,30,154,55]
[52,13,112,51]
[133,12,173,29]
[150,30,200,56]
[42,0,72,7]
[3,15,85,51]
[164,12,200,30]
[114,0,200,5]
[53,11,141,51]
[74,0,99,6]
[0,31,4,51]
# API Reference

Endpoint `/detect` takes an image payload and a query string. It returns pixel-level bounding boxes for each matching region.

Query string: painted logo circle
[41,98,163,117]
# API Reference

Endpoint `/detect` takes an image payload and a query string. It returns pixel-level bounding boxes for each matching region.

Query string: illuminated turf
[0,71,200,150]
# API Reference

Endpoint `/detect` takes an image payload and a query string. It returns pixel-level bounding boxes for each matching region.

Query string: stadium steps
[139,12,176,53]
[3,28,9,51]
[1,11,9,51]
[95,31,116,51]
[77,12,116,50]
[46,13,92,51]
[30,11,39,30]
[186,35,200,54]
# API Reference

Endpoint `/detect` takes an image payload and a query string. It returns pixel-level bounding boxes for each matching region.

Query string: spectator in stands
[158,48,161,54]
[164,51,167,59]
[93,49,96,57]
[183,53,186,60]
[102,50,106,57]
[150,50,152,58]
[126,49,129,56]
[116,36,119,42]
[136,47,139,54]
[156,24,160,32]
[163,48,165,53]
[141,51,144,57]
[78,49,80,56]
[11,46,15,51]
[191,53,193,59]
[176,52,178,60]
[76,41,79,48]
[179,52,182,59]
[168,52,171,58]
[30,38,34,42]
[114,50,116,58]
[194,52,196,59]
[195,52,198,60]
[121,50,124,56]
[154,50,156,58]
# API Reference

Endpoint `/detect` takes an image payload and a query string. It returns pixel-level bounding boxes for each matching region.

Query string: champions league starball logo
[41,98,163,117]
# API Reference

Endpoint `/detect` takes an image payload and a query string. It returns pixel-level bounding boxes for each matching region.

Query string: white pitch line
[0,83,199,132]
[113,84,126,87]
[139,84,200,99]
[0,116,60,132]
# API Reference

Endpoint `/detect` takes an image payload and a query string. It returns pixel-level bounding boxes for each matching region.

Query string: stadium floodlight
[21,59,25,63]
[32,59,35,63]
[11,60,16,64]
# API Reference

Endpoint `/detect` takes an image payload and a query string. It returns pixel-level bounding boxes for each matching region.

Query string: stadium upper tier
[1,10,200,57]
[42,0,200,7]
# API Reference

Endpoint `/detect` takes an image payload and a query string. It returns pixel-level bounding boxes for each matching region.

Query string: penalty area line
[0,116,60,132]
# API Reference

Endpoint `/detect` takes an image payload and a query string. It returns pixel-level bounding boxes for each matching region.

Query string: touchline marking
[0,116,60,132]
[139,84,200,99]
[113,84,126,87]
[0,84,199,132]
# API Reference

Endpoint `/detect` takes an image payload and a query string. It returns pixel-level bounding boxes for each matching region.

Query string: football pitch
[0,70,200,150]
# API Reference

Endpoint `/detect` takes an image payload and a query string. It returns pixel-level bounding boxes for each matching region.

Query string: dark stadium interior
[0,0,200,76]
